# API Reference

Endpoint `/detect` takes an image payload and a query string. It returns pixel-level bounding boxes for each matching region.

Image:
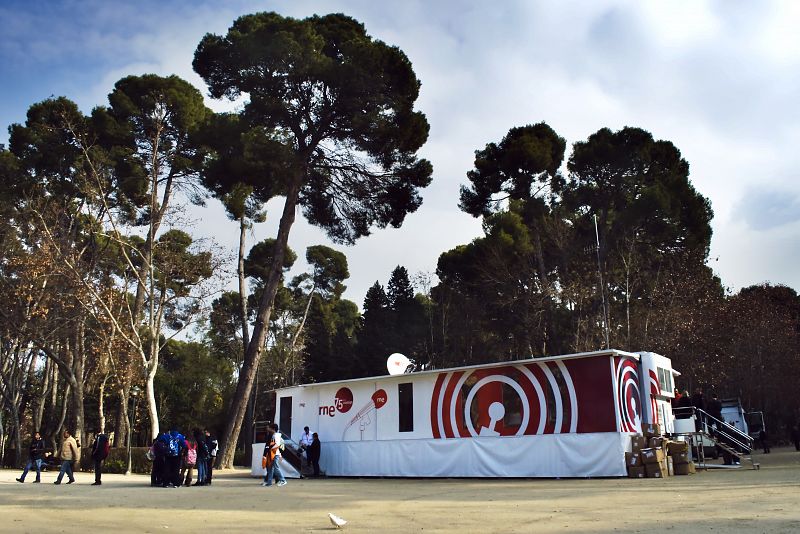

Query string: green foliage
[194,11,433,244]
[244,239,297,283]
[154,340,234,434]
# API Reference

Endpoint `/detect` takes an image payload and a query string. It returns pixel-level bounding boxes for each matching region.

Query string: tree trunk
[145,354,160,440]
[98,374,109,434]
[216,173,303,469]
[114,385,129,448]
[33,358,53,433]
[238,214,255,463]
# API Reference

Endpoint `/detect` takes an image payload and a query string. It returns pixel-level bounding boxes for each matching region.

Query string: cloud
[734,187,800,231]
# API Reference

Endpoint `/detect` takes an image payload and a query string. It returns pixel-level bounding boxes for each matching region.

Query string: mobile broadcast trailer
[256,349,677,478]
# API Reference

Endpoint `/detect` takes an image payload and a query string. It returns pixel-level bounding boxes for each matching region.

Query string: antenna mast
[594,214,610,349]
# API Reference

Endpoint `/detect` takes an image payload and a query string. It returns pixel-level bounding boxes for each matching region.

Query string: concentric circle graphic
[431,363,577,438]
[615,358,641,433]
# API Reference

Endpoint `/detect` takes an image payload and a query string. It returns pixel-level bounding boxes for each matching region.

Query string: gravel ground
[1,446,799,533]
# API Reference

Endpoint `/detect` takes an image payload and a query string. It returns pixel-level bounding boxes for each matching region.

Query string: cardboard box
[671,451,690,464]
[667,440,689,455]
[645,460,668,478]
[640,447,666,465]
[642,423,661,438]
[628,465,646,478]
[631,434,647,452]
[649,436,667,449]
[626,452,642,467]
[674,461,696,475]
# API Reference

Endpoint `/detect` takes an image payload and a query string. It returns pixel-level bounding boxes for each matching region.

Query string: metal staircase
[673,407,760,470]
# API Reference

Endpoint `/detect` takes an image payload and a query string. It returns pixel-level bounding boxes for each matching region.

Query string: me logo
[319,387,354,417]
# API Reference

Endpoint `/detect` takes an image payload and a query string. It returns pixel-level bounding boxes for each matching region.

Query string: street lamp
[125,386,141,476]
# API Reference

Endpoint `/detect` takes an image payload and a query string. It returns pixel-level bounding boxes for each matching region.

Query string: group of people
[16,429,111,485]
[150,428,218,488]
[17,422,323,487]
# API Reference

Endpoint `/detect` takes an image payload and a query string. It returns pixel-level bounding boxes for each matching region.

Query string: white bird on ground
[328,512,347,528]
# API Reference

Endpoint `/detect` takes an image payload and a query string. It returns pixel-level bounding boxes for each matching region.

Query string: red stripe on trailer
[430,372,446,439]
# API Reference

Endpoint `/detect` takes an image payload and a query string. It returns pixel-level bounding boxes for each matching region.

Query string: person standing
[54,430,80,485]
[204,429,218,485]
[16,431,45,483]
[261,424,287,487]
[166,429,186,487]
[180,438,196,486]
[90,431,110,485]
[759,428,771,454]
[691,388,706,431]
[299,426,313,468]
[791,424,800,451]
[675,390,692,419]
[192,429,209,486]
[307,432,321,477]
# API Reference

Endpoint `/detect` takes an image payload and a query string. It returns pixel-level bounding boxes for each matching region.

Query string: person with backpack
[261,423,287,487]
[181,438,196,486]
[164,428,186,487]
[204,429,218,485]
[150,435,170,487]
[90,431,111,486]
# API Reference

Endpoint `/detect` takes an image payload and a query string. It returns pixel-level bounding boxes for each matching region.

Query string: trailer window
[657,367,673,393]
[399,382,414,432]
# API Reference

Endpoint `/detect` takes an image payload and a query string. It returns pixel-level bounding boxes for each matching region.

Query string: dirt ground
[2,447,799,533]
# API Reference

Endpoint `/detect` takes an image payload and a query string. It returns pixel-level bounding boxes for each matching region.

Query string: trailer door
[279,396,293,438]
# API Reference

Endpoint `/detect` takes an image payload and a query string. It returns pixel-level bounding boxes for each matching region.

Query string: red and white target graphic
[615,357,641,433]
[430,362,578,439]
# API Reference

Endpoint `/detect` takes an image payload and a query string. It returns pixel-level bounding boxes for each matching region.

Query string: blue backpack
[167,432,184,457]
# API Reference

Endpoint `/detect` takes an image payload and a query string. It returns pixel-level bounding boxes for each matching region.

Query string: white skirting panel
[320,433,631,478]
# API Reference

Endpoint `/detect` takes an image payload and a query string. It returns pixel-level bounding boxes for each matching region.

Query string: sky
[2,0,799,308]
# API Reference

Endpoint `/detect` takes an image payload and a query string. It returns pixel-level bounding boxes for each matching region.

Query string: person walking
[54,430,80,485]
[307,432,321,477]
[90,431,110,485]
[204,429,218,485]
[16,431,46,483]
[261,424,287,487]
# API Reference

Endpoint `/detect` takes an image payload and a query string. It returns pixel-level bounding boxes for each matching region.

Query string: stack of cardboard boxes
[626,423,696,478]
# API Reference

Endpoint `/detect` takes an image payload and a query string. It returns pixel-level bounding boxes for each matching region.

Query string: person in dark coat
[90,432,110,485]
[151,436,167,487]
[675,390,692,419]
[759,429,771,454]
[204,429,218,485]
[691,389,706,431]
[791,425,800,451]
[17,431,46,483]
[192,428,209,486]
[307,432,321,477]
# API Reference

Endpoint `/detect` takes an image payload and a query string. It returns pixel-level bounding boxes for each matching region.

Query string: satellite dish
[387,353,411,375]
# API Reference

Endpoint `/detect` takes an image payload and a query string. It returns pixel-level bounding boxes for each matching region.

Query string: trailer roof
[274,348,640,393]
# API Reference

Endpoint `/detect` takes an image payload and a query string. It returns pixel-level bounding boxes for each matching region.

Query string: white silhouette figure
[479,401,505,436]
